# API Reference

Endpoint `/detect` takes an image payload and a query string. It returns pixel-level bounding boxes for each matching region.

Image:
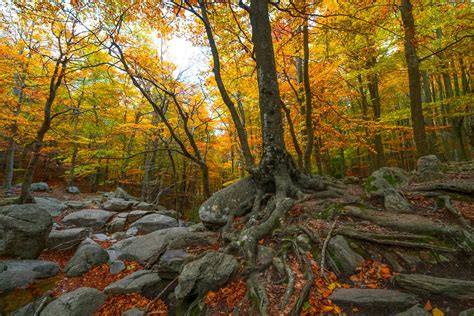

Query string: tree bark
[400,0,430,157]
[244,0,300,197]
[367,67,386,169]
[302,22,313,174]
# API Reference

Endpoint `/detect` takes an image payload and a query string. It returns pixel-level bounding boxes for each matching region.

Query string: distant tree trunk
[281,101,303,169]
[459,58,470,94]
[421,70,438,155]
[19,58,67,203]
[68,109,79,187]
[400,0,430,158]
[367,67,386,169]
[121,111,141,179]
[357,74,374,172]
[302,21,313,175]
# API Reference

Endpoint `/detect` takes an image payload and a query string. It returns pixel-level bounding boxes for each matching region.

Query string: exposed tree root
[437,195,472,231]
[410,181,474,195]
[335,226,457,252]
[320,218,338,277]
[340,206,463,238]
[290,255,313,315]
[280,251,295,310]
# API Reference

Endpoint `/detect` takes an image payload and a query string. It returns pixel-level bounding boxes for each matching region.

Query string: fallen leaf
[432,308,444,316]
[424,300,433,311]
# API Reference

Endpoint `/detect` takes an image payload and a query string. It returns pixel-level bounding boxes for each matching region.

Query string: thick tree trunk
[302,22,313,174]
[246,0,299,197]
[400,0,430,157]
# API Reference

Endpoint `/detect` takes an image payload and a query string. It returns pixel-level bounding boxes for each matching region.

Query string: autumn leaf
[432,307,444,316]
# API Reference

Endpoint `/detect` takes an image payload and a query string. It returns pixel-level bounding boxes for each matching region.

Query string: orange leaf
[424,300,433,311]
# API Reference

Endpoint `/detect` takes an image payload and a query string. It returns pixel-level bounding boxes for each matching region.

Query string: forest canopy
[0,0,472,207]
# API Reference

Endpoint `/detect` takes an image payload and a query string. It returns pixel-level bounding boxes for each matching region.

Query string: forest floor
[1,165,474,315]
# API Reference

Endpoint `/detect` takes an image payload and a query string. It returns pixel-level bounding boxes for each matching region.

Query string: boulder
[328,235,364,274]
[392,274,474,300]
[199,177,256,229]
[104,270,162,295]
[257,245,275,266]
[0,270,40,295]
[0,260,59,278]
[114,187,135,200]
[329,288,418,313]
[35,197,68,217]
[47,228,91,251]
[157,249,193,279]
[31,182,49,192]
[395,305,430,316]
[110,227,190,262]
[62,209,116,229]
[127,210,152,223]
[109,260,126,275]
[417,155,443,181]
[0,204,52,259]
[65,200,88,210]
[107,215,128,233]
[175,252,238,300]
[102,198,134,212]
[365,167,412,213]
[64,238,109,277]
[129,214,178,234]
[132,202,156,211]
[40,287,105,316]
[11,295,54,316]
[66,186,81,194]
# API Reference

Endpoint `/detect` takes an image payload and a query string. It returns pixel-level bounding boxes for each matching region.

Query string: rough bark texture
[400,0,430,157]
[302,22,314,174]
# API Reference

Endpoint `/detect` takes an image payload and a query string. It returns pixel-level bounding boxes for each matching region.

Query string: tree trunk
[302,21,313,174]
[68,109,79,187]
[421,70,438,155]
[199,1,255,171]
[367,68,386,169]
[19,58,67,203]
[400,0,430,157]
[246,0,299,196]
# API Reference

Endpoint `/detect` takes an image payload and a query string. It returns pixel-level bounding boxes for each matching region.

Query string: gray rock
[104,270,162,295]
[62,209,116,229]
[31,182,49,192]
[66,186,81,194]
[459,307,474,316]
[111,227,190,262]
[175,252,238,300]
[392,273,474,300]
[109,260,126,275]
[0,204,52,259]
[126,226,138,236]
[122,308,145,316]
[127,210,152,223]
[417,155,443,181]
[395,305,430,316]
[328,235,364,274]
[35,197,68,217]
[0,260,59,278]
[111,232,128,241]
[65,200,88,210]
[296,234,311,252]
[107,215,127,233]
[157,249,193,279]
[114,187,135,200]
[132,202,156,211]
[130,213,178,234]
[0,270,40,294]
[64,238,109,277]
[199,177,256,229]
[40,287,105,316]
[329,288,418,313]
[103,198,134,212]
[93,233,109,241]
[47,228,91,251]
[365,167,412,213]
